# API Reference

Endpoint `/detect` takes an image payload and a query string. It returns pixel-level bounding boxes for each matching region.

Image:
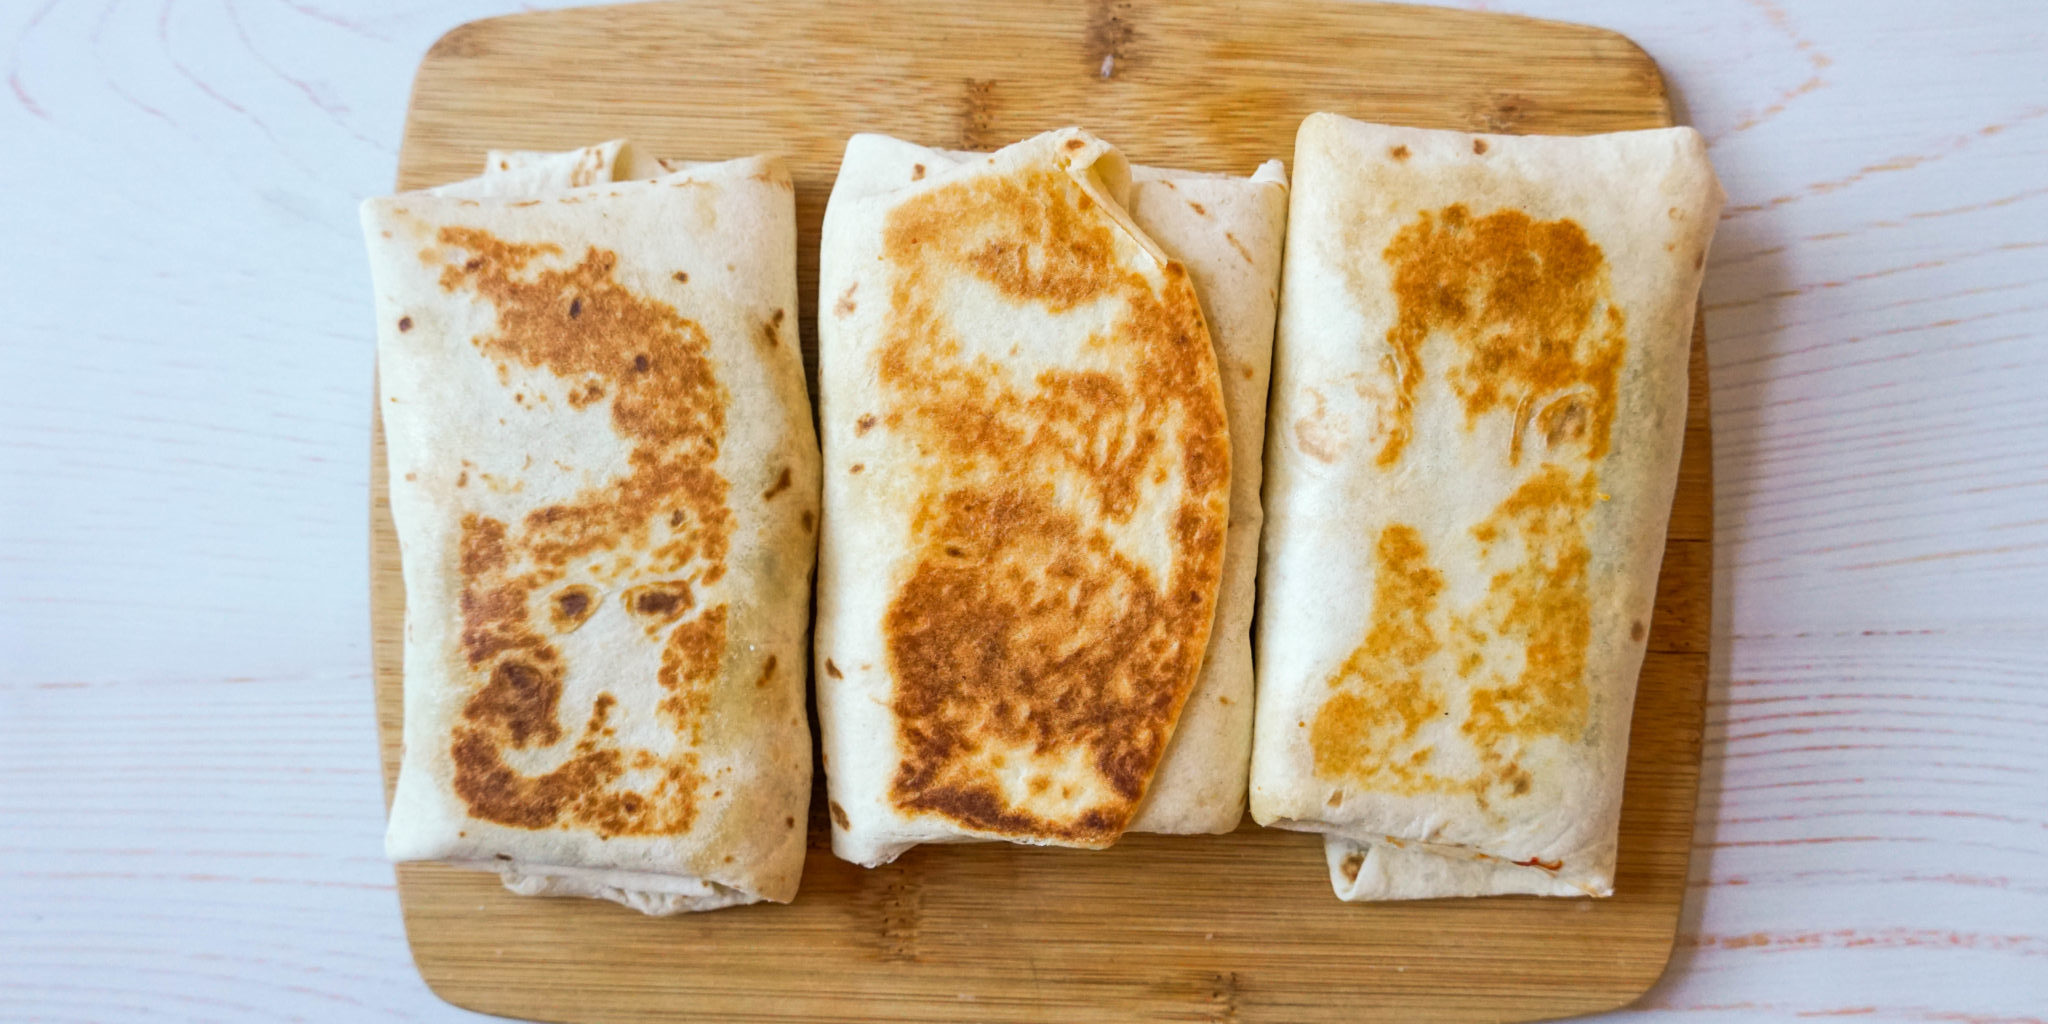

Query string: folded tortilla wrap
[432,139,627,198]
[368,148,818,914]
[483,141,694,186]
[814,128,1233,865]
[1250,113,1723,899]
[1120,162,1287,835]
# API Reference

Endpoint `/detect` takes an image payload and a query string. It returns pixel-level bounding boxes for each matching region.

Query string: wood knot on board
[1474,91,1534,132]
[1206,970,1242,1023]
[1152,969,1242,1023]
[1086,0,1135,79]
[958,79,998,149]
[874,863,924,963]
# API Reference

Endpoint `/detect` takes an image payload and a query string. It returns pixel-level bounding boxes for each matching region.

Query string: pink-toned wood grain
[2,1,2043,1022]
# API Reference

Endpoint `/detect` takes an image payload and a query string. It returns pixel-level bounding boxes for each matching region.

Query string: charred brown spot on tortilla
[757,309,785,348]
[672,270,688,283]
[1389,144,1410,161]
[457,512,510,576]
[622,580,695,632]
[1377,205,1624,468]
[1538,395,1590,448]
[585,692,618,734]
[800,509,814,533]
[854,414,877,435]
[1472,138,1489,155]
[1631,619,1647,642]
[834,282,859,317]
[1311,525,1445,788]
[829,801,851,829]
[562,378,606,408]
[849,463,864,474]
[1314,209,1620,804]
[1462,465,1598,749]
[550,585,598,632]
[569,149,608,188]
[1293,387,1342,464]
[754,654,778,688]
[762,466,793,500]
[872,162,1228,844]
[1187,200,1207,216]
[1339,849,1365,883]
[463,658,564,747]
[657,604,724,730]
[911,163,926,181]
[824,658,843,680]
[1224,230,1254,266]
[431,226,732,837]
[397,316,414,332]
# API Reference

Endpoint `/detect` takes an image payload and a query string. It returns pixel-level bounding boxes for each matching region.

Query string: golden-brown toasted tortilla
[1250,113,1723,900]
[822,141,1288,840]
[367,149,818,914]
[814,129,1232,865]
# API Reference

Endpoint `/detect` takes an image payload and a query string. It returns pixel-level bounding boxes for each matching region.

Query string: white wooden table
[3,1,2043,1020]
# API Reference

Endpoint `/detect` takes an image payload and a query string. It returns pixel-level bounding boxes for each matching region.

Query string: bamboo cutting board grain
[370,1,1713,1020]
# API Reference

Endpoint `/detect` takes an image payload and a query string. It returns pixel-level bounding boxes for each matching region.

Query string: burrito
[884,142,1289,837]
[1250,113,1723,899]
[367,145,818,914]
[813,128,1236,865]
[1121,162,1288,835]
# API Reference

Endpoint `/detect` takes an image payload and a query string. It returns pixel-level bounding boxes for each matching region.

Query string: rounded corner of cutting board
[1574,924,1686,1020]
[395,866,579,1024]
[401,947,504,1024]
[414,7,523,65]
[408,958,558,1024]
[392,870,495,1019]
[367,2,1710,1021]
[1563,22,1674,114]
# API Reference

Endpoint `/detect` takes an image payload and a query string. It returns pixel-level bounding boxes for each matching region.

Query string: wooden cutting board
[370,1,1712,1020]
